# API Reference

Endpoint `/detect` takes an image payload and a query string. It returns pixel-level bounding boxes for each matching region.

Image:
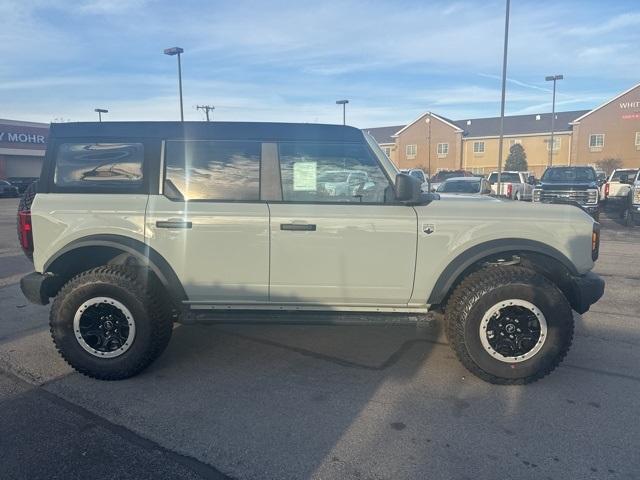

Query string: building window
[406,144,417,158]
[437,143,449,157]
[635,132,640,150]
[473,141,485,154]
[589,134,604,151]
[547,137,561,151]
[383,146,392,157]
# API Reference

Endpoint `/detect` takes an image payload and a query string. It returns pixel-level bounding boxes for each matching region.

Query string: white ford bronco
[18,122,604,384]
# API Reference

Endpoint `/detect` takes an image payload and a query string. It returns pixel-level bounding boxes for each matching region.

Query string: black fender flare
[44,234,187,304]
[426,238,578,305]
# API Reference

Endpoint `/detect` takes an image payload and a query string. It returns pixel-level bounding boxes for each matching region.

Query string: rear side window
[164,140,260,201]
[54,143,144,190]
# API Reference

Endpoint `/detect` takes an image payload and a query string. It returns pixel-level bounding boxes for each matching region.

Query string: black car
[532,166,600,220]
[0,180,20,198]
[7,177,38,194]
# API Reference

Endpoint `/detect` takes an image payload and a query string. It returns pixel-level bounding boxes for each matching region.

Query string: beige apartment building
[365,82,640,178]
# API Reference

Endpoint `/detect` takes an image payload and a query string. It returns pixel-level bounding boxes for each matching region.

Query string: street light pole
[426,113,432,190]
[164,47,185,121]
[336,99,349,125]
[94,108,108,122]
[496,0,510,198]
[545,74,563,166]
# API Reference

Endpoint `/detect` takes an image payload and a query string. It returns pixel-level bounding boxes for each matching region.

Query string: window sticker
[293,161,317,191]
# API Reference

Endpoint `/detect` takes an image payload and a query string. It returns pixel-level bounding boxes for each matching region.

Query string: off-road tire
[50,266,173,380]
[445,266,574,385]
[16,180,38,260]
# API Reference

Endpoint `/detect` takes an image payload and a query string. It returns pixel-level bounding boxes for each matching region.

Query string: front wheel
[445,266,574,384]
[50,266,173,380]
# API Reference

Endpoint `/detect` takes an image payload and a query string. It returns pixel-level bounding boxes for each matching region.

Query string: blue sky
[1,0,639,127]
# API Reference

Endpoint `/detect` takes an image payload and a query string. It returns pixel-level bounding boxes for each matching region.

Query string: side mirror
[394,173,421,202]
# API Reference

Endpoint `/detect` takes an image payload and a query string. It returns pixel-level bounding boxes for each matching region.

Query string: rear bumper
[570,271,605,314]
[20,272,54,305]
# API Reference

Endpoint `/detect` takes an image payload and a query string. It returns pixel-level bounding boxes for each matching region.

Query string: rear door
[267,141,417,306]
[145,140,269,304]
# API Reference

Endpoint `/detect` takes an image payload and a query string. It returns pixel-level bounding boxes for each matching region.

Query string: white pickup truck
[602,168,638,206]
[488,171,535,201]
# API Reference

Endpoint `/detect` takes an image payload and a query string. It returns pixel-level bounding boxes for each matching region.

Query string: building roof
[363,109,591,142]
[452,110,589,138]
[393,112,464,137]
[49,121,366,142]
[362,125,404,144]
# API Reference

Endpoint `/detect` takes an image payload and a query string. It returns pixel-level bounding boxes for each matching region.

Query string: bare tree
[596,158,623,176]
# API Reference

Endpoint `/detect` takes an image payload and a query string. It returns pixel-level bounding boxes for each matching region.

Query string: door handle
[280,223,316,231]
[156,220,192,229]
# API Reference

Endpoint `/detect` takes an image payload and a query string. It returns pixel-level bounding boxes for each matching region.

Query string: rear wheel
[445,266,574,384]
[50,266,173,380]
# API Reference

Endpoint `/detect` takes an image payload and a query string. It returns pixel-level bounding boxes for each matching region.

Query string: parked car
[18,121,604,385]
[436,176,494,199]
[7,177,39,194]
[487,171,535,201]
[623,169,640,227]
[532,166,600,220]
[401,168,429,192]
[429,169,473,191]
[0,180,20,198]
[602,168,638,207]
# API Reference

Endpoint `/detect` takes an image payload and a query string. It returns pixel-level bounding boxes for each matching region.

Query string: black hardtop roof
[49,121,365,142]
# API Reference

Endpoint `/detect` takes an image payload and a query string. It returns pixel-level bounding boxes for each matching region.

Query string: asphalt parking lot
[1,197,639,480]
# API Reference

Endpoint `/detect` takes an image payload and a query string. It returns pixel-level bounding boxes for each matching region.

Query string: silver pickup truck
[18,122,604,384]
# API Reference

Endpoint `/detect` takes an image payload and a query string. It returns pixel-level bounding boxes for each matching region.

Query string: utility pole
[545,75,563,166]
[196,105,215,121]
[496,0,510,197]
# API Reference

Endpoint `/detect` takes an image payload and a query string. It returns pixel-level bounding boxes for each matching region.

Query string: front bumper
[570,271,605,314]
[20,272,55,305]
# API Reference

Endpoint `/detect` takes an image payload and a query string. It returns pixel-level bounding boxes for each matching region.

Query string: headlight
[532,189,542,202]
[586,189,599,205]
[633,187,640,205]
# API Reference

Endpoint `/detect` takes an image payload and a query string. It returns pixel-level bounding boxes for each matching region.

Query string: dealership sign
[0,123,49,150]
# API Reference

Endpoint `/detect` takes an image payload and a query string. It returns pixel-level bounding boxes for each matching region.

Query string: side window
[164,141,260,201]
[54,143,144,190]
[279,142,392,203]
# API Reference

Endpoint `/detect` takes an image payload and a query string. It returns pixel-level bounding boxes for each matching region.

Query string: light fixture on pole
[425,113,432,191]
[94,108,108,122]
[336,99,349,125]
[164,46,185,121]
[545,74,563,166]
[496,0,510,198]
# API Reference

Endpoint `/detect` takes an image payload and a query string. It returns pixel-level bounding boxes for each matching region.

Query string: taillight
[507,183,513,197]
[592,223,600,261]
[18,210,33,254]
[604,183,609,198]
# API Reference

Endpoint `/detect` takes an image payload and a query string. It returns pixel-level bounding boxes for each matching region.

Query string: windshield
[541,167,596,182]
[437,180,481,193]
[409,170,425,182]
